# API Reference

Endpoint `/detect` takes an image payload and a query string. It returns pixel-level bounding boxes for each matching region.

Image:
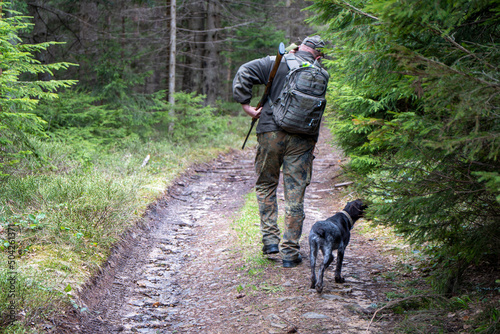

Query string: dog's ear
[355,199,368,207]
[351,199,367,217]
[353,199,363,209]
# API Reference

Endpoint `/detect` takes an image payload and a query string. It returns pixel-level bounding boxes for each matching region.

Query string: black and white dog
[309,199,367,293]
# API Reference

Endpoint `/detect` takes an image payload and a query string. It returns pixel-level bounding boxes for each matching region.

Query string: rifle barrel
[256,42,286,109]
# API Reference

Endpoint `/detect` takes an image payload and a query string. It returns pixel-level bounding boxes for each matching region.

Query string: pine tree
[309,0,500,293]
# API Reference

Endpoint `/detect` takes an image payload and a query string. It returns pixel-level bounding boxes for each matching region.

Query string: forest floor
[62,128,409,333]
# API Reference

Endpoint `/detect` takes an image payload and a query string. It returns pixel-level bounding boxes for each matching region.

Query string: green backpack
[271,54,329,135]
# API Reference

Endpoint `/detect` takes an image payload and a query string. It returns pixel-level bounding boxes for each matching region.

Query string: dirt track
[71,128,399,333]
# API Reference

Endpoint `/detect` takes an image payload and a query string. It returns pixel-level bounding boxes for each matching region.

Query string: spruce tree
[0,2,76,175]
[309,0,500,293]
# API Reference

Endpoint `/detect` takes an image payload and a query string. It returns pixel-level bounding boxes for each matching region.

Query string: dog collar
[340,210,354,229]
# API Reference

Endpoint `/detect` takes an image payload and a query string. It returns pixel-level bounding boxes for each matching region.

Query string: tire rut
[76,149,256,333]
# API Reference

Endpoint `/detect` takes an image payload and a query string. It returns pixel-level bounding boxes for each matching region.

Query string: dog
[309,199,367,293]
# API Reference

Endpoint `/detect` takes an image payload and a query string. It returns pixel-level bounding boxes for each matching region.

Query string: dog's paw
[315,284,323,293]
[335,276,345,283]
[310,278,316,289]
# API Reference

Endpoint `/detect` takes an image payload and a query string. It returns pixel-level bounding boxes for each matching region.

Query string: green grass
[231,191,284,258]
[231,192,271,281]
[0,115,249,332]
[230,191,289,295]
[231,193,261,250]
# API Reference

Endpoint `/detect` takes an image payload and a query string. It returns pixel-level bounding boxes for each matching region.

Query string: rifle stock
[242,42,286,150]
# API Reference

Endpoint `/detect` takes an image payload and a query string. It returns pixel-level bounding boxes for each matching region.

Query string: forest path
[74,127,398,333]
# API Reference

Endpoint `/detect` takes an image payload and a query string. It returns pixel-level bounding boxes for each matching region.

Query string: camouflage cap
[302,35,325,50]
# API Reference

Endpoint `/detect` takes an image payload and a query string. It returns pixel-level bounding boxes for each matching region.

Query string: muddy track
[72,129,398,334]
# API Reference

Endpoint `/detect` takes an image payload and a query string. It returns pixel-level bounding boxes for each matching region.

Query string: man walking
[233,36,329,268]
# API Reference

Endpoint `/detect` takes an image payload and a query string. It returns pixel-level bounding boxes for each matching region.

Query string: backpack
[271,53,329,135]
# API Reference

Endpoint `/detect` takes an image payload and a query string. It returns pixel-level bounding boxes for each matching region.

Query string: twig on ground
[335,181,354,187]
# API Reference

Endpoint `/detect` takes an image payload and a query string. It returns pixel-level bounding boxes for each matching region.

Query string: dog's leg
[316,245,334,293]
[309,238,318,289]
[335,247,345,283]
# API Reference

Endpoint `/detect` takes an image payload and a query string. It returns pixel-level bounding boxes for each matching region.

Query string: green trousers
[255,131,315,261]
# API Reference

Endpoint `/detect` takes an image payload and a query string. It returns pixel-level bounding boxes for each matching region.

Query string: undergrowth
[357,219,500,333]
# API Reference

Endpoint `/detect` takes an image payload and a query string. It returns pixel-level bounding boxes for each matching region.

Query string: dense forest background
[1,0,316,164]
[0,0,499,332]
[21,0,314,103]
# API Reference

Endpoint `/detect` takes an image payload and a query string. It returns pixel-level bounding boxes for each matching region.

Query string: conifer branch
[428,26,498,72]
[341,1,379,21]
[414,54,500,90]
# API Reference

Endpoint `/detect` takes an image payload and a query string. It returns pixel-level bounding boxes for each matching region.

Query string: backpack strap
[284,53,302,70]
[268,54,303,108]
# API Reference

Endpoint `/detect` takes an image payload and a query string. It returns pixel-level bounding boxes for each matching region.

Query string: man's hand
[242,104,262,119]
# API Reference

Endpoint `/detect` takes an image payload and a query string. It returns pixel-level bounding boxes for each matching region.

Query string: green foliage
[0,3,77,176]
[220,1,291,90]
[309,0,500,293]
[473,302,500,334]
[167,92,228,142]
[34,89,165,146]
[0,170,138,252]
[34,90,229,148]
[231,192,262,255]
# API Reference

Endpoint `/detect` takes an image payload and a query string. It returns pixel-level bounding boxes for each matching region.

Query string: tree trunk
[29,0,52,81]
[169,0,176,106]
[166,0,170,102]
[181,0,205,94]
[0,1,2,111]
[203,0,219,106]
[79,0,99,87]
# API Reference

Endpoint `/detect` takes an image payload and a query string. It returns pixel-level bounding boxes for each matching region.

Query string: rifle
[241,42,286,150]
